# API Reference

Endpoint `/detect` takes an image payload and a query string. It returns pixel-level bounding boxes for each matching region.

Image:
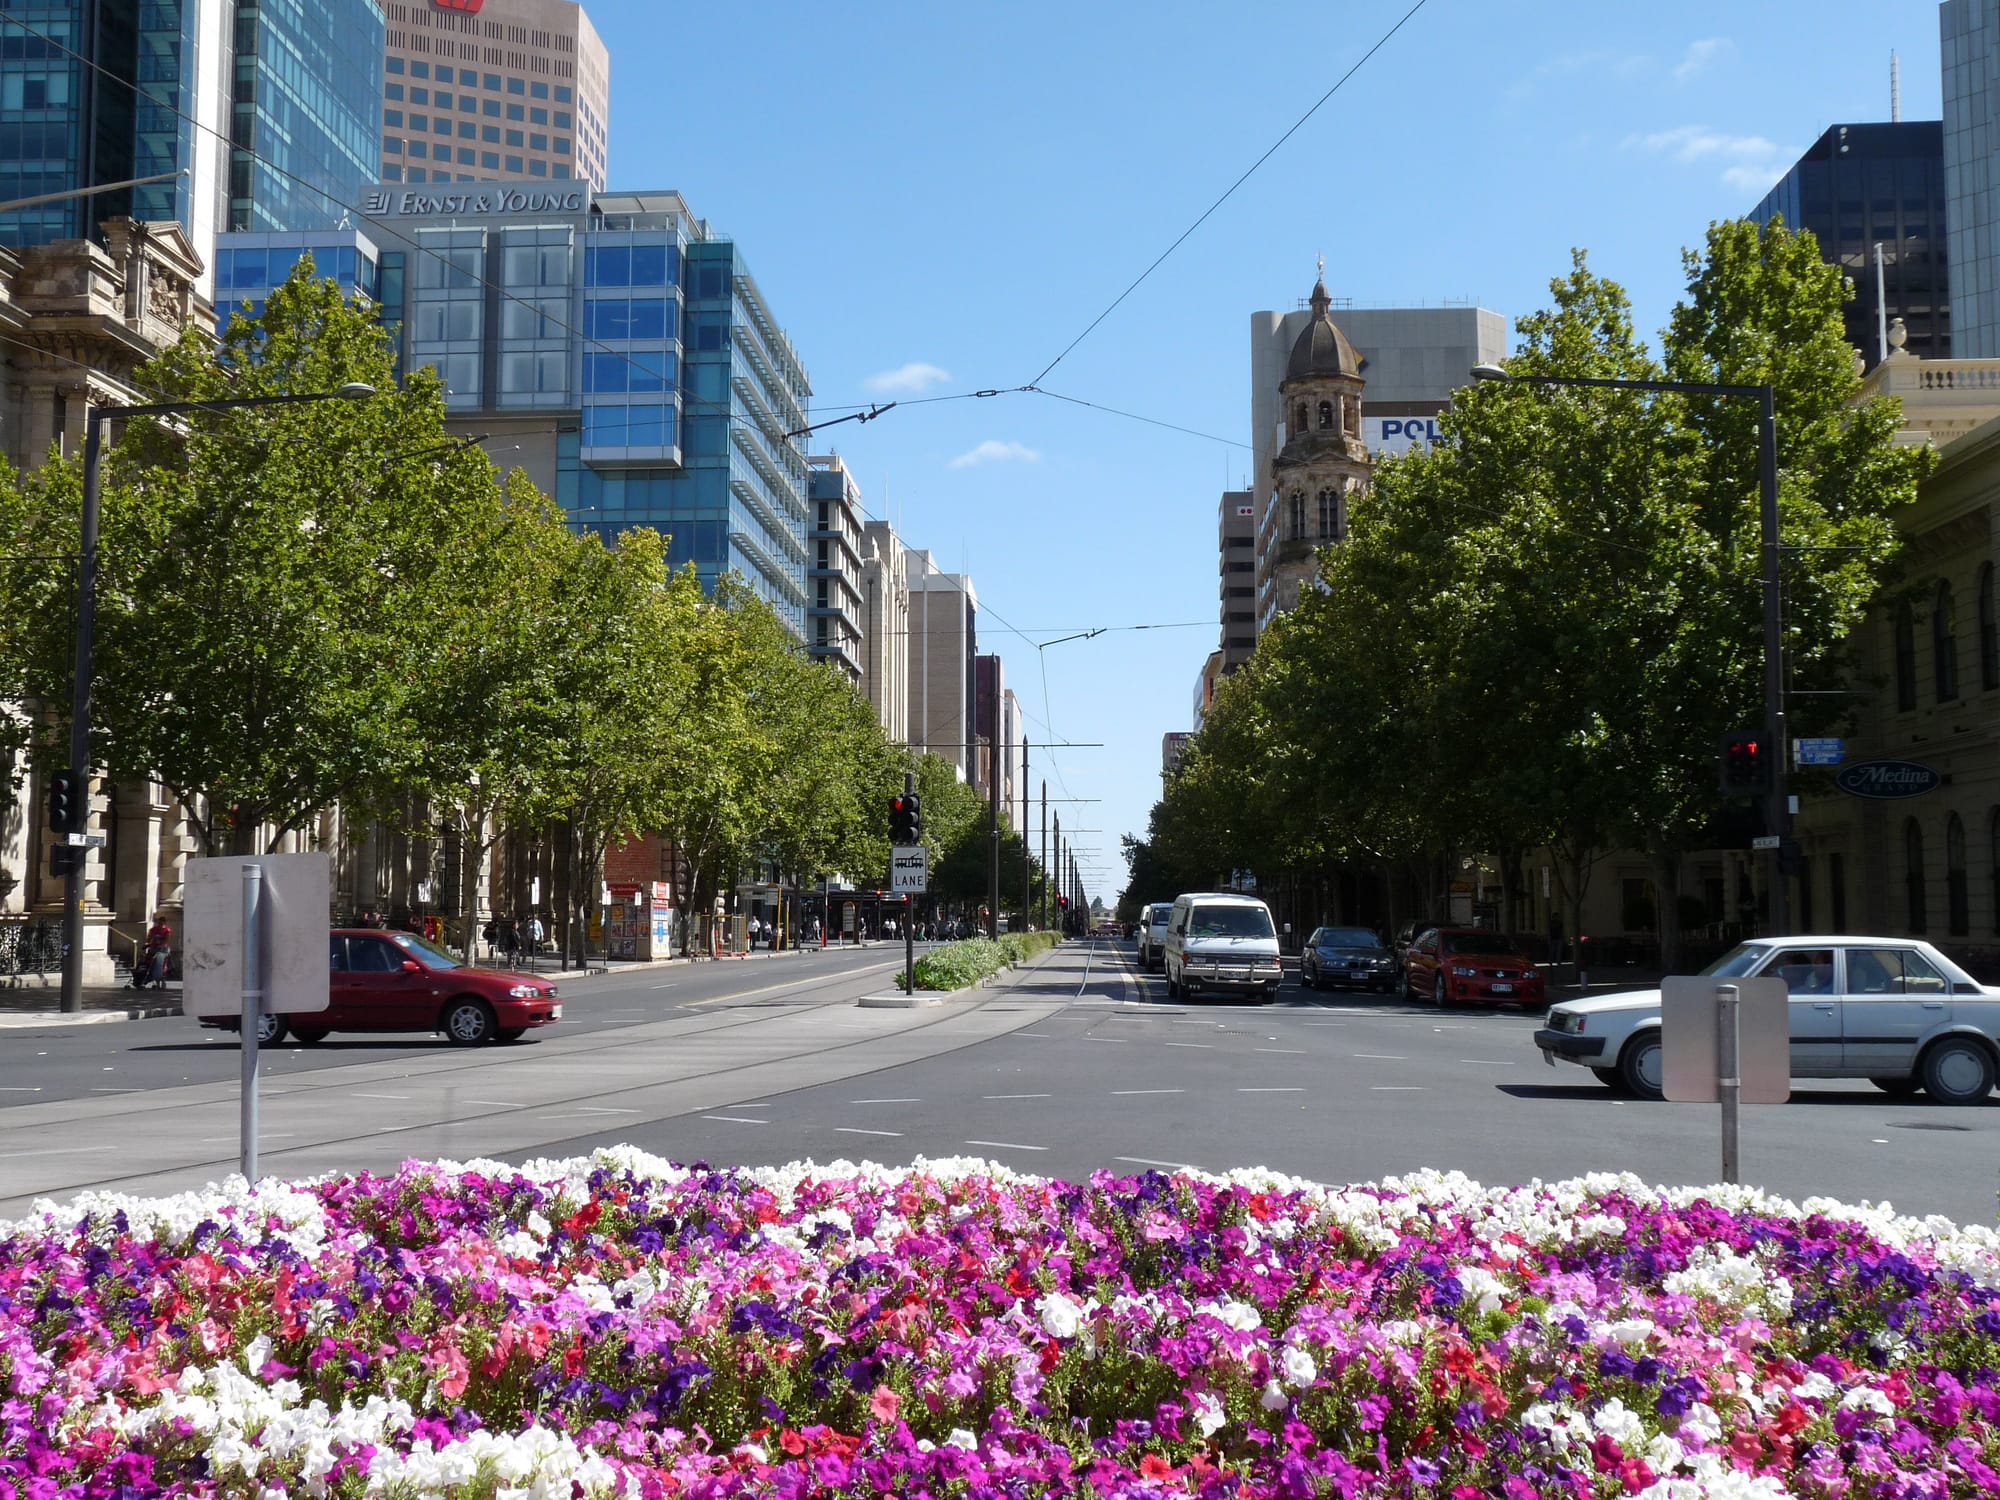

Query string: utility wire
[1025,0,1432,386]
[1031,388,1250,450]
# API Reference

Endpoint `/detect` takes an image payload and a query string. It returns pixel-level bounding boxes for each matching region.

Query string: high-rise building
[1217,488,1255,672]
[217,184,815,632]
[230,2,386,233]
[0,0,234,282]
[1946,3,2000,357]
[858,519,911,742]
[1750,121,1948,363]
[380,0,607,193]
[807,454,864,682]
[906,551,977,781]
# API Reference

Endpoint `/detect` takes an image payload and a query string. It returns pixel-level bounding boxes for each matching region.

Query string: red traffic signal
[1719,730,1771,795]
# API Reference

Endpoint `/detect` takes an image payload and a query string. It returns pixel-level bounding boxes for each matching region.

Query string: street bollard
[1716,983,1740,1184]
[239,862,264,1184]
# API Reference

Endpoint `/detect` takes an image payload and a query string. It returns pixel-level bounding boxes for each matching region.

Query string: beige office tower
[380,0,609,192]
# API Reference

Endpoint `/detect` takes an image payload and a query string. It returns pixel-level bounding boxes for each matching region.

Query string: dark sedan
[1301,926,1398,993]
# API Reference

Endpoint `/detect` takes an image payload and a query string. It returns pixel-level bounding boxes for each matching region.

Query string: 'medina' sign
[1833,759,1942,799]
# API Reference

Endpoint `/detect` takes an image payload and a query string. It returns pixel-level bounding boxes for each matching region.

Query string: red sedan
[1403,927,1545,1006]
[200,929,563,1045]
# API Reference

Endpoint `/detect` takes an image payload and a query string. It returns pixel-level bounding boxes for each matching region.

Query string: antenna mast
[1891,50,1901,122]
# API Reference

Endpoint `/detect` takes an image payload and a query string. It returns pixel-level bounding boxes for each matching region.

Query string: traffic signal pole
[1757,389,1791,937]
[58,416,103,1014]
[987,664,1001,939]
[903,771,915,996]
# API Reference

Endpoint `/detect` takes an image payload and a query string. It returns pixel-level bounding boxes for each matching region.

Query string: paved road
[5,938,1997,1225]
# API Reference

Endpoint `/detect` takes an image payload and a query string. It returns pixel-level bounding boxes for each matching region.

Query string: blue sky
[583,0,1946,905]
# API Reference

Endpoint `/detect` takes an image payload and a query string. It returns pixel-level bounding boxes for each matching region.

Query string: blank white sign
[181,853,331,1019]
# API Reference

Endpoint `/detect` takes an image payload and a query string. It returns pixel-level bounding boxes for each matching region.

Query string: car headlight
[1451,964,1480,977]
[508,984,542,998]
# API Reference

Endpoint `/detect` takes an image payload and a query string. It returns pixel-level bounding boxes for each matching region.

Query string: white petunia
[1192,1390,1227,1437]
[1260,1379,1290,1412]
[1280,1345,1317,1387]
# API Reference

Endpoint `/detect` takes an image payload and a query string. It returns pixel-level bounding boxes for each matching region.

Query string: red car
[200,929,562,1046]
[1402,927,1544,1006]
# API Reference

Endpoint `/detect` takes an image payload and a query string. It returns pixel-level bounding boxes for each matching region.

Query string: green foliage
[901,930,1061,991]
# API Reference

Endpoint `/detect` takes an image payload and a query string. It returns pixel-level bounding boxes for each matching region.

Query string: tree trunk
[1651,846,1684,974]
[1498,842,1521,942]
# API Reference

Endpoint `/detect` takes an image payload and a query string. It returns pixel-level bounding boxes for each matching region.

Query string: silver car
[1535,936,2000,1104]
[1135,902,1174,972]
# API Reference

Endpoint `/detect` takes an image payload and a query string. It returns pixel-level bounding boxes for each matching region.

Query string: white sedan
[1534,935,2000,1104]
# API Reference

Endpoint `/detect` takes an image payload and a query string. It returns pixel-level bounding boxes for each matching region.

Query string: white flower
[1839,1386,1895,1416]
[1035,1291,1088,1340]
[1795,1371,1836,1403]
[945,1428,978,1451]
[1280,1345,1316,1387]
[1259,1379,1290,1412]
[242,1334,274,1375]
[1191,1390,1227,1437]
[1195,1297,1263,1332]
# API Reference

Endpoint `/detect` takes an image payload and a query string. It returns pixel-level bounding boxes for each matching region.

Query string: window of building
[386,136,405,154]
[457,121,475,138]
[435,118,453,136]
[1936,580,1960,702]
[480,151,499,168]
[1949,812,1970,935]
[503,241,570,288]
[1317,400,1333,429]
[481,125,499,143]
[505,155,524,173]
[529,160,547,176]
[433,91,452,108]
[387,57,404,74]
[556,85,572,102]
[507,76,526,94]
[458,148,475,164]
[460,96,478,113]
[484,73,500,90]
[384,109,403,127]
[386,83,404,99]
[435,65,454,83]
[506,128,524,147]
[507,103,525,121]
[1895,599,1916,711]
[556,164,571,179]
[530,134,547,151]
[1286,491,1304,541]
[530,106,548,125]
[1981,563,1998,691]
[484,98,500,117]
[1906,819,1927,933]
[408,112,428,130]
[408,140,427,159]
[555,138,570,155]
[500,350,568,396]
[1316,488,1338,540]
[1293,402,1306,434]
[531,80,550,99]
[407,167,427,182]
[384,164,404,181]
[555,111,570,128]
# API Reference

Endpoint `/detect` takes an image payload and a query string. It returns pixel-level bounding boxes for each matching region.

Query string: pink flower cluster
[2,1150,1998,1498]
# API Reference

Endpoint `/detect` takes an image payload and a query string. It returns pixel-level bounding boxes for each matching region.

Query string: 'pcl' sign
[433,0,486,12]
[1364,416,1442,457]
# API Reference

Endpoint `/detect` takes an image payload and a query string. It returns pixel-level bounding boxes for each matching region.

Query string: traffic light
[48,845,81,878]
[1719,731,1771,795]
[1057,895,1069,912]
[905,793,922,843]
[45,768,79,836]
[889,795,913,843]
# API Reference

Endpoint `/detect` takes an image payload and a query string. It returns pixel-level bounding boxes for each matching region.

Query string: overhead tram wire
[1023,0,1432,388]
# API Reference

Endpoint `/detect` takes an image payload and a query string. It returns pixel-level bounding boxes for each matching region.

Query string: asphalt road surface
[3,938,1997,1226]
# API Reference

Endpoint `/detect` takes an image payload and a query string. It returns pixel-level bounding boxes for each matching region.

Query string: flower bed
[902,930,1061,991]
[4,1152,1999,1499]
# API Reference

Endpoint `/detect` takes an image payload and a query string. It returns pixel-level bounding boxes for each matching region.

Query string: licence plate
[552,1004,563,1019]
[1491,983,1513,994]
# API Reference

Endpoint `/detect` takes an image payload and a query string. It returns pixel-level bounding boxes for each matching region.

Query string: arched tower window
[1345,397,1360,436]
[1293,402,1307,436]
[1980,562,1997,691]
[1317,488,1337,539]
[1906,819,1928,934]
[1287,491,1305,542]
[1936,580,1960,703]
[1895,600,1917,711]
[1948,813,1970,935]
[1317,400,1334,429]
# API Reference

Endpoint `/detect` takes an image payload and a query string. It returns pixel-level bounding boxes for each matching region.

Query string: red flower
[779,1429,806,1456]
[1139,1453,1174,1480]
[1770,1403,1809,1437]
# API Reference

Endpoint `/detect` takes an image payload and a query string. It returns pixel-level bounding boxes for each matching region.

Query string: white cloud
[1504,50,1650,102]
[865,361,953,395]
[949,439,1040,469]
[1623,124,1794,194]
[1672,38,1735,84]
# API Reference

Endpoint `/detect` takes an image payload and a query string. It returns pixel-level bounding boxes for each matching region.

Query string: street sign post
[1751,834,1781,850]
[1795,737,1844,766]
[183,852,330,1182]
[1661,974,1788,1182]
[891,845,928,894]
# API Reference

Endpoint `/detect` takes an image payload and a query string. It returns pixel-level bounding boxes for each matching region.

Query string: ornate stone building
[1260,274,1372,621]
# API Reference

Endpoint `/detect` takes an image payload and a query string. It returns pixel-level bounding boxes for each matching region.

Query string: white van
[1163,892,1283,1002]
[1135,902,1174,970]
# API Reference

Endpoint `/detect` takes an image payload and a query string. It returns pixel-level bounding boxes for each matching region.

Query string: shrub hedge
[900,929,1061,990]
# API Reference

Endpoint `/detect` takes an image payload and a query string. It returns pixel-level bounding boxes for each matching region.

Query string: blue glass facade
[0,0,201,246]
[219,187,816,636]
[230,0,385,232]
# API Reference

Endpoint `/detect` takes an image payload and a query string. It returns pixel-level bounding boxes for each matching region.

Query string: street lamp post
[59,384,376,1012]
[1470,364,1789,936]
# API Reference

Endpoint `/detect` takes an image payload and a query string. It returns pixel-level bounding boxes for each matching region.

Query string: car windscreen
[1698,943,1764,979]
[1442,932,1520,956]
[386,932,463,970]
[1189,905,1275,940]
[1148,906,1172,924]
[1315,927,1381,949]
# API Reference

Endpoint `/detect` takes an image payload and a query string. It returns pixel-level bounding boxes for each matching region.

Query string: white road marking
[1353,1054,1405,1061]
[836,1127,903,1137]
[649,983,678,990]
[90,1087,142,1093]
[1303,1023,1346,1028]
[1111,1088,1184,1095]
[0,1086,42,1091]
[850,1097,920,1104]
[201,1132,296,1143]
[1237,1087,1303,1093]
[1459,1059,1517,1066]
[984,1093,1050,1099]
[1116,1156,1194,1170]
[699,1114,769,1125]
[1372,1086,1425,1091]
[352,1092,411,1100]
[1084,1037,1127,1043]
[573,1106,640,1114]
[1015,1032,1052,1039]
[965,1139,1047,1152]
[1163,1041,1212,1048]
[0,1145,117,1159]
[1256,1048,1305,1055]
[465,1099,525,1108]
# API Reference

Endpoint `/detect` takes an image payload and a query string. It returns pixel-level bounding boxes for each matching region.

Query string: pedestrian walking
[502,918,521,966]
[131,914,172,990]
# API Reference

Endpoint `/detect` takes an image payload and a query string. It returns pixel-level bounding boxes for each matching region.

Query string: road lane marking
[1256,1048,1305,1055]
[1163,1041,1212,1048]
[352,1092,411,1100]
[1111,1088,1185,1095]
[699,1114,769,1125]
[465,1099,525,1108]
[1372,1086,1425,1091]
[1237,1087,1303,1093]
[649,983,678,990]
[1116,1156,1194,1170]
[1459,1059,1517,1066]
[983,1093,1051,1099]
[965,1139,1047,1152]
[850,1097,920,1103]
[836,1127,903,1137]
[1303,1022,1346,1028]
[0,1086,41,1091]
[685,960,900,1009]
[0,1145,118,1159]
[1014,1032,1052,1038]
[90,1087,142,1093]
[1084,1037,1127,1043]
[573,1106,640,1114]
[1353,1054,1405,1061]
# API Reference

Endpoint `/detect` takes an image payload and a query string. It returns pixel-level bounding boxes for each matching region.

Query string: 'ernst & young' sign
[362,187,586,219]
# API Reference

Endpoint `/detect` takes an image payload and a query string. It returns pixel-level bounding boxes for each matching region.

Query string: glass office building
[0,0,205,246]
[216,184,814,636]
[230,1,386,232]
[1749,121,1950,363]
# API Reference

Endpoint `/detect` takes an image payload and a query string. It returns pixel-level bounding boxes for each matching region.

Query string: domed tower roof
[1284,276,1361,384]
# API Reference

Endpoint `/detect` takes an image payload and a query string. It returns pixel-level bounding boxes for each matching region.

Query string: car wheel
[443,998,498,1046]
[1869,1076,1921,1097]
[1591,1066,1626,1091]
[1919,1037,1996,1105]
[252,1013,287,1046]
[1433,974,1448,1008]
[291,1028,328,1046]
[1618,1031,1665,1101]
[494,1028,527,1043]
